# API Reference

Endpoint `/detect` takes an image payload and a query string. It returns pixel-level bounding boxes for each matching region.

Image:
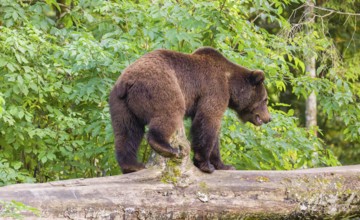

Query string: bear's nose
[264,117,271,124]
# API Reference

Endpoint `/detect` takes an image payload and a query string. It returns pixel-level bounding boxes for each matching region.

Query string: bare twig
[344,17,357,55]
[311,4,360,17]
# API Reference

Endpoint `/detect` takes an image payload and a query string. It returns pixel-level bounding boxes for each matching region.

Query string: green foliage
[221,109,339,170]
[0,2,119,185]
[0,0,358,185]
[272,1,360,164]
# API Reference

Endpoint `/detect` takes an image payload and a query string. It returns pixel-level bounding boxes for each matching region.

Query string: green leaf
[287,109,294,116]
[45,0,61,11]
[6,63,16,72]
[12,161,22,170]
[0,58,7,67]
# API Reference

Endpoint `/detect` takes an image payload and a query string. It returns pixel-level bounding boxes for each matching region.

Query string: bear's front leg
[191,112,222,173]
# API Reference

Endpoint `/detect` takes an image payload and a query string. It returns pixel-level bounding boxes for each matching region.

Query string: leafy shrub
[221,109,339,170]
[2,0,358,186]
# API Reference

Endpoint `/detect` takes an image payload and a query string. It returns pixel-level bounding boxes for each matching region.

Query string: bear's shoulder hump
[192,47,224,58]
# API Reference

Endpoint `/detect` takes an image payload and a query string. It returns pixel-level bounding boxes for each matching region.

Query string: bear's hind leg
[147,114,183,158]
[110,93,145,174]
[114,121,145,174]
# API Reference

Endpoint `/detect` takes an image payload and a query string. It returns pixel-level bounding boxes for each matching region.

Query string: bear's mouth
[256,115,263,125]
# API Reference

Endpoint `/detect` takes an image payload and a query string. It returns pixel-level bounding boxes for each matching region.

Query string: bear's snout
[263,116,271,124]
[255,112,271,126]
[263,114,272,124]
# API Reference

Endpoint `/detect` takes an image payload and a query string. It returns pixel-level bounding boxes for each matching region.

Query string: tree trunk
[305,0,317,135]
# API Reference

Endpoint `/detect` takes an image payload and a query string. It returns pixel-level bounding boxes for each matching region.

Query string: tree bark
[305,0,318,134]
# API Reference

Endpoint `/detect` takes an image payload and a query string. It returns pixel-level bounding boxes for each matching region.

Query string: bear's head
[228,69,271,126]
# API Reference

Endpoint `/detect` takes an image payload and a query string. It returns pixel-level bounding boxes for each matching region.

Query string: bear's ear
[249,70,265,86]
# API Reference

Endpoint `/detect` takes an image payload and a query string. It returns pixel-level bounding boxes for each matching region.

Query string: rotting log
[1,125,360,219]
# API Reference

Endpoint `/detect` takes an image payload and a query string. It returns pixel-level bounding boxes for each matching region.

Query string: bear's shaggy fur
[109,47,271,174]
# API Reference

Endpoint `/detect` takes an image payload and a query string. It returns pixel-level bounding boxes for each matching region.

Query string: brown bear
[109,47,271,174]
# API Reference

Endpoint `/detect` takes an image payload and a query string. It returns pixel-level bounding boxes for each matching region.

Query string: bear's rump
[125,72,186,124]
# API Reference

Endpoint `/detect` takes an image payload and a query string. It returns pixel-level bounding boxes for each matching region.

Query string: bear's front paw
[194,160,215,173]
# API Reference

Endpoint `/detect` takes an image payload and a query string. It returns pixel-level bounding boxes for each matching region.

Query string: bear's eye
[264,98,268,104]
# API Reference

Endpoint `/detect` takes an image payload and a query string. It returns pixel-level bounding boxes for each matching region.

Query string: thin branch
[289,4,306,23]
[344,17,357,55]
[251,2,275,23]
[311,4,360,17]
[315,11,334,19]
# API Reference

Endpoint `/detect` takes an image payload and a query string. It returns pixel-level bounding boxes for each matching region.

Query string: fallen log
[1,165,359,219]
[1,125,360,219]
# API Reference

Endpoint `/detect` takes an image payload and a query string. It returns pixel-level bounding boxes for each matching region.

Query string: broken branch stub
[146,123,198,186]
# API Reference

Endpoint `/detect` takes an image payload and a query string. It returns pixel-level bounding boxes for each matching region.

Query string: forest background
[0,0,359,186]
